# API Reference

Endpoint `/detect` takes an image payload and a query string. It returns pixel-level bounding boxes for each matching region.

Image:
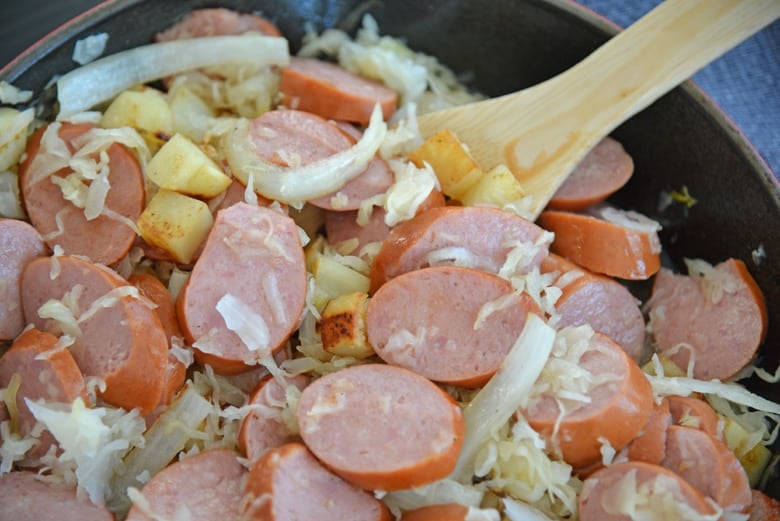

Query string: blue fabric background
[579,0,779,180]
[2,0,778,179]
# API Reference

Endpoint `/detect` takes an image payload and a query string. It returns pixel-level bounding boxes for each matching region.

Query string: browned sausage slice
[243,109,389,210]
[0,470,114,521]
[0,328,88,465]
[579,461,718,520]
[20,255,167,415]
[125,449,247,521]
[154,7,282,40]
[243,442,392,520]
[280,57,398,125]
[662,425,752,514]
[367,265,541,387]
[370,205,550,293]
[647,258,767,380]
[296,364,464,491]
[18,123,146,265]
[177,203,306,374]
[542,254,646,362]
[0,218,47,341]
[523,330,654,468]
[238,374,310,462]
[548,136,634,211]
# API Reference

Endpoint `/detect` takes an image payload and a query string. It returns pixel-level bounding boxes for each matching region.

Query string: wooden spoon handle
[418,0,780,218]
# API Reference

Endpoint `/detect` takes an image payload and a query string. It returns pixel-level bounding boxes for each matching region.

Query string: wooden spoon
[416,0,780,219]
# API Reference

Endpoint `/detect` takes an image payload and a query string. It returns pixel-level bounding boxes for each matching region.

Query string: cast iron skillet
[2,0,779,498]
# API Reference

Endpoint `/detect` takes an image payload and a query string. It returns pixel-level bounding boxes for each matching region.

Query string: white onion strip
[57,35,289,117]
[224,104,387,204]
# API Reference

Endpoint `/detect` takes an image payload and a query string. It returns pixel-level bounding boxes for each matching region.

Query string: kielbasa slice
[367,265,541,387]
[625,397,672,466]
[523,329,654,468]
[400,504,471,521]
[125,449,247,521]
[0,471,114,521]
[18,123,146,265]
[0,328,88,465]
[21,255,167,415]
[280,57,398,124]
[244,109,389,210]
[370,205,550,293]
[243,442,392,520]
[543,254,646,362]
[666,395,720,437]
[647,258,767,380]
[750,489,780,520]
[0,218,47,341]
[238,374,310,462]
[579,461,718,520]
[662,425,752,514]
[155,7,282,41]
[296,363,464,491]
[548,136,634,211]
[177,203,306,374]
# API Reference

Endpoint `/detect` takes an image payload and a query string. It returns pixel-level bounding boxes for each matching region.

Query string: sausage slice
[367,266,541,387]
[243,442,391,520]
[0,218,47,341]
[296,364,464,491]
[154,7,282,40]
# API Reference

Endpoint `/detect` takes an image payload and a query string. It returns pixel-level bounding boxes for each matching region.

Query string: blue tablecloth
[3,0,778,179]
[580,0,780,180]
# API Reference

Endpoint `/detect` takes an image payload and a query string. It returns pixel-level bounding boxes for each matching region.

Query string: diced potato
[304,235,327,272]
[0,107,34,171]
[101,88,174,152]
[320,292,374,359]
[137,189,214,264]
[408,129,484,200]
[460,164,526,208]
[146,133,231,198]
[721,417,772,486]
[169,85,215,144]
[641,355,687,378]
[311,254,370,301]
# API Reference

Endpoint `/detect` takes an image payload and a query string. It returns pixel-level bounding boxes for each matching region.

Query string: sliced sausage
[523,330,654,468]
[244,109,389,210]
[128,273,183,342]
[400,504,471,521]
[625,397,672,466]
[280,57,398,125]
[370,205,550,293]
[750,489,780,520]
[367,266,541,387]
[243,442,392,520]
[662,425,752,514]
[537,207,661,280]
[21,255,167,415]
[296,363,464,491]
[238,373,310,462]
[548,136,634,211]
[125,449,247,521]
[542,254,646,362]
[579,461,718,520]
[177,203,307,374]
[0,328,88,465]
[155,7,281,41]
[0,219,47,341]
[0,470,114,521]
[667,395,720,437]
[647,258,767,380]
[18,123,146,265]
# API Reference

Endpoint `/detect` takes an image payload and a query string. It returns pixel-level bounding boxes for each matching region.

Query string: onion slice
[224,104,387,204]
[57,35,289,117]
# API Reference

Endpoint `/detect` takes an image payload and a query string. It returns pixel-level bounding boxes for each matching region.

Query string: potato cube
[146,133,231,198]
[721,417,772,486]
[408,129,483,200]
[137,189,214,264]
[460,164,526,208]
[311,254,370,301]
[101,88,174,151]
[319,292,374,359]
[0,107,34,171]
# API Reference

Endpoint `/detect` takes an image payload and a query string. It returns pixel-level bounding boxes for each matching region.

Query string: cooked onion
[224,104,387,204]
[57,35,289,117]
